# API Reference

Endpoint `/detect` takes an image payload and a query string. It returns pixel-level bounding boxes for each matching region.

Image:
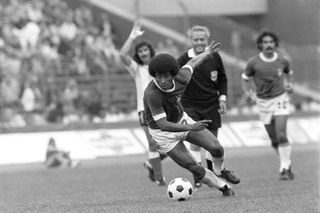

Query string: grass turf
[0,143,319,213]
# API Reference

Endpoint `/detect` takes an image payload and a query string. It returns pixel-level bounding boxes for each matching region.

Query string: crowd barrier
[0,114,319,165]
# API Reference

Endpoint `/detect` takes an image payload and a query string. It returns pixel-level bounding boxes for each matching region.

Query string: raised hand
[207,40,221,55]
[190,120,212,131]
[129,20,144,40]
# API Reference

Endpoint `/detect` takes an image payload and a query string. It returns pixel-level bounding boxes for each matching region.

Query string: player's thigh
[274,115,288,131]
[142,125,159,151]
[167,141,196,168]
[274,115,289,138]
[186,129,219,151]
[264,119,277,139]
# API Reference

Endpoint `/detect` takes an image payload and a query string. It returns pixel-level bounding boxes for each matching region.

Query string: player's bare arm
[186,41,220,70]
[284,70,294,93]
[120,20,144,66]
[176,41,221,84]
[156,118,212,132]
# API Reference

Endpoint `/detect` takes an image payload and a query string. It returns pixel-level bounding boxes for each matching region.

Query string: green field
[0,143,319,213]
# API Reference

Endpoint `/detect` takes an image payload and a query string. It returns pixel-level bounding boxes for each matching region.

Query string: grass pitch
[0,143,319,213]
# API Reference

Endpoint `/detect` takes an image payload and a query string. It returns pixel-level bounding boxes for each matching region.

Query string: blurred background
[0,0,319,132]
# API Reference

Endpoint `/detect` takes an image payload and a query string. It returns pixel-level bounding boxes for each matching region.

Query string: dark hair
[133,41,155,65]
[149,54,179,77]
[256,30,280,50]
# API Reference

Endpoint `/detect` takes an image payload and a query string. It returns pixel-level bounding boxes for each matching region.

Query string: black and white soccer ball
[167,177,193,201]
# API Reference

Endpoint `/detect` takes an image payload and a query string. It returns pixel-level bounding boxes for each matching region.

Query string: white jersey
[125,59,153,112]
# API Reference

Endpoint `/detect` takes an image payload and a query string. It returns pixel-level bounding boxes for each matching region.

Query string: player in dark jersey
[177,26,239,189]
[143,41,236,196]
[241,30,294,180]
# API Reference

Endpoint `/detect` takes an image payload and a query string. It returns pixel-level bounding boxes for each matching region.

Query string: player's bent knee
[188,164,206,181]
[209,145,224,158]
[278,132,288,144]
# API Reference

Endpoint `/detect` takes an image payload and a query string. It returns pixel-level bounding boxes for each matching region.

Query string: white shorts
[148,112,195,153]
[256,92,290,125]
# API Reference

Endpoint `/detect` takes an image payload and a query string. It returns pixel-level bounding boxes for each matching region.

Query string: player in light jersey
[120,21,167,186]
[144,41,236,196]
[241,30,294,180]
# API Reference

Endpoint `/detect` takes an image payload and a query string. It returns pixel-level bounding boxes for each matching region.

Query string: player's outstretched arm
[119,20,144,66]
[186,40,220,70]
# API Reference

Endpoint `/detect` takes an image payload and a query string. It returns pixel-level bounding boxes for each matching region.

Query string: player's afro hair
[256,29,280,50]
[148,54,179,77]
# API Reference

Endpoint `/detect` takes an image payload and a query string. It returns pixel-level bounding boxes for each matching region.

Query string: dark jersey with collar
[143,66,192,130]
[178,49,228,107]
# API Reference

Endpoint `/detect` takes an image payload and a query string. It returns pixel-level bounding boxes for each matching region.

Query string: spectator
[44,78,64,123]
[62,78,80,123]
[86,88,105,122]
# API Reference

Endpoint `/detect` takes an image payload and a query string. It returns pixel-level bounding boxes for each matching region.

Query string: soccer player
[241,30,295,180]
[120,21,167,186]
[143,41,235,196]
[178,26,240,189]
[45,137,80,168]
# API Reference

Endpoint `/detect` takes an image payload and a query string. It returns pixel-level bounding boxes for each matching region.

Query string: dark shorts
[183,104,221,130]
[138,111,160,152]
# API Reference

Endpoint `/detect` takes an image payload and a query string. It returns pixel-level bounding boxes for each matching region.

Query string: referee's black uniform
[177,50,228,134]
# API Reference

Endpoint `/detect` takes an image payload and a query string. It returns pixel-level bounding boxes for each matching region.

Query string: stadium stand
[0,0,319,132]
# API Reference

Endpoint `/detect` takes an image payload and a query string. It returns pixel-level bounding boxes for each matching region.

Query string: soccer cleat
[194,182,202,191]
[218,169,240,184]
[219,185,235,196]
[279,167,295,180]
[156,177,167,186]
[279,168,290,180]
[143,161,155,182]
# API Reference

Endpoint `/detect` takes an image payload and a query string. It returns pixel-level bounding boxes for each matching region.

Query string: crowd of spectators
[1,0,318,131]
[0,0,121,128]
[0,0,182,129]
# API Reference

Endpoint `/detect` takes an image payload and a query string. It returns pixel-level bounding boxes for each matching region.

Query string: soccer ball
[167,177,193,201]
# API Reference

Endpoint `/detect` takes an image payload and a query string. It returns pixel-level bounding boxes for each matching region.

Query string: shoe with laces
[218,184,235,196]
[143,161,155,182]
[218,169,240,184]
